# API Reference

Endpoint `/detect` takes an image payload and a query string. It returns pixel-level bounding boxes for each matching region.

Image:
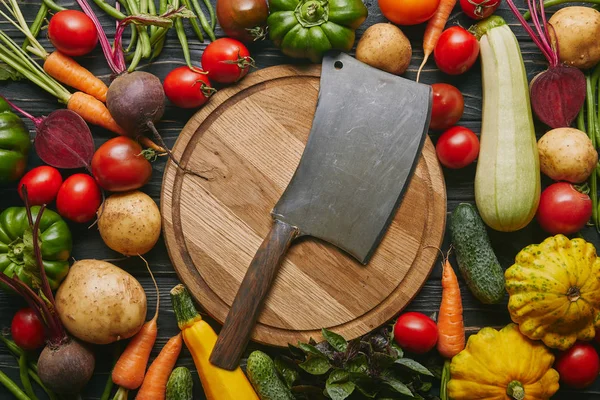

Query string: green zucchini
[450,203,505,304]
[472,16,541,232]
[246,351,294,400]
[166,367,193,400]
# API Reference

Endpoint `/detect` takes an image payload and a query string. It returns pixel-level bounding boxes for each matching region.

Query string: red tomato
[460,0,501,20]
[378,0,440,25]
[555,342,600,388]
[430,83,465,131]
[393,312,438,354]
[435,126,480,169]
[18,166,63,205]
[56,174,101,223]
[536,183,592,235]
[91,137,153,192]
[434,27,480,75]
[201,38,254,84]
[11,308,45,351]
[48,10,98,57]
[163,66,216,109]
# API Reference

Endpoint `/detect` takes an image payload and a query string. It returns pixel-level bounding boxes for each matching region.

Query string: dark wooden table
[0,1,598,398]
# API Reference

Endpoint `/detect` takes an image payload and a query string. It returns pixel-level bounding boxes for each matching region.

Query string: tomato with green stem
[555,342,599,389]
[91,137,153,192]
[11,308,46,351]
[536,182,592,235]
[56,173,101,223]
[434,27,480,75]
[378,0,440,25]
[460,0,501,20]
[436,126,480,169]
[393,312,438,354]
[48,10,98,57]
[201,38,254,84]
[163,66,217,109]
[18,166,63,205]
[430,83,464,131]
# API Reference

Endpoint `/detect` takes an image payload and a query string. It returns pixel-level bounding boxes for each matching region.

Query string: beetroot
[507,0,585,128]
[0,194,95,396]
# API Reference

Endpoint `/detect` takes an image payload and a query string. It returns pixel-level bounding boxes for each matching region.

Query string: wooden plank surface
[0,1,598,398]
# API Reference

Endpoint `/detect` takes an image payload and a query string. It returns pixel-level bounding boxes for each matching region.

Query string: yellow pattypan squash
[448,324,559,400]
[505,234,600,350]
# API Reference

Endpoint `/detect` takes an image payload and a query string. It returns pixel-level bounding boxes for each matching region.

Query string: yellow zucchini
[170,284,259,400]
[472,16,540,232]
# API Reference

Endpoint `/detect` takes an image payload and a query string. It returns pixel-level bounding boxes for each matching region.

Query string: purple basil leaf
[34,110,94,169]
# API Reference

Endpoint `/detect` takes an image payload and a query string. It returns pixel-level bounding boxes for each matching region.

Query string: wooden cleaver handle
[210,219,299,370]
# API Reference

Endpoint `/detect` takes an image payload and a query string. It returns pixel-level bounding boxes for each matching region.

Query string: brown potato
[98,191,161,256]
[56,259,147,344]
[356,23,412,75]
[549,7,600,70]
[538,127,598,183]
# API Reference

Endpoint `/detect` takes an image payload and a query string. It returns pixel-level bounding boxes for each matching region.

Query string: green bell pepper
[0,206,72,290]
[268,0,368,63]
[0,98,30,184]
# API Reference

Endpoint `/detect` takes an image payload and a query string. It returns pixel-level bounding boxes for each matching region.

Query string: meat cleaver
[210,52,432,370]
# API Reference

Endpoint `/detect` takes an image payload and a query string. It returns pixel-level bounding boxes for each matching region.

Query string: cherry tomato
[11,308,45,351]
[48,10,98,57]
[163,67,216,109]
[555,342,600,388]
[435,126,480,169]
[18,166,63,205]
[393,312,438,354]
[434,27,480,75]
[378,0,440,25]
[201,38,254,84]
[460,0,501,20]
[536,183,592,235]
[430,83,465,131]
[92,137,153,192]
[56,174,101,223]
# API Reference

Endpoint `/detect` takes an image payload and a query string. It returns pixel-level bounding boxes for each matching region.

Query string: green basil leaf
[372,352,396,371]
[391,343,404,359]
[299,356,331,375]
[354,379,378,398]
[298,342,327,357]
[346,354,368,374]
[322,328,348,352]
[274,356,299,389]
[381,369,414,397]
[288,343,306,359]
[327,369,349,384]
[395,358,433,377]
[420,381,433,392]
[325,372,355,400]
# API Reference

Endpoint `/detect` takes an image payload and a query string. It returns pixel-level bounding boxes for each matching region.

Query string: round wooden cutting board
[161,64,446,347]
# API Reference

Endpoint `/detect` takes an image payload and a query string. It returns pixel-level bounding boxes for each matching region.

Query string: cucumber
[450,203,505,304]
[246,351,294,400]
[472,16,540,232]
[166,366,193,400]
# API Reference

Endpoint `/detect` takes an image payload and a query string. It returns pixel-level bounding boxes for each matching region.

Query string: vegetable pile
[1,0,600,399]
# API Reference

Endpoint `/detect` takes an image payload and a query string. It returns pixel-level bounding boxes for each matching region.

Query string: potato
[549,7,600,70]
[538,127,598,183]
[356,23,412,75]
[56,259,147,344]
[98,191,161,256]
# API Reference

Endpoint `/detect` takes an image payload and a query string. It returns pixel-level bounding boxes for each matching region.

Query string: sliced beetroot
[530,65,586,129]
[35,110,94,169]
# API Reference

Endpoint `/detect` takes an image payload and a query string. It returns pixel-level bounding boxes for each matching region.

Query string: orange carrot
[135,333,183,400]
[437,254,465,359]
[112,257,160,391]
[417,0,457,82]
[67,91,127,136]
[44,51,108,102]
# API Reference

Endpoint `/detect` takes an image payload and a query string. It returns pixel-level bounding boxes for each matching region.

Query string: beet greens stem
[506,0,554,65]
[0,95,43,126]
